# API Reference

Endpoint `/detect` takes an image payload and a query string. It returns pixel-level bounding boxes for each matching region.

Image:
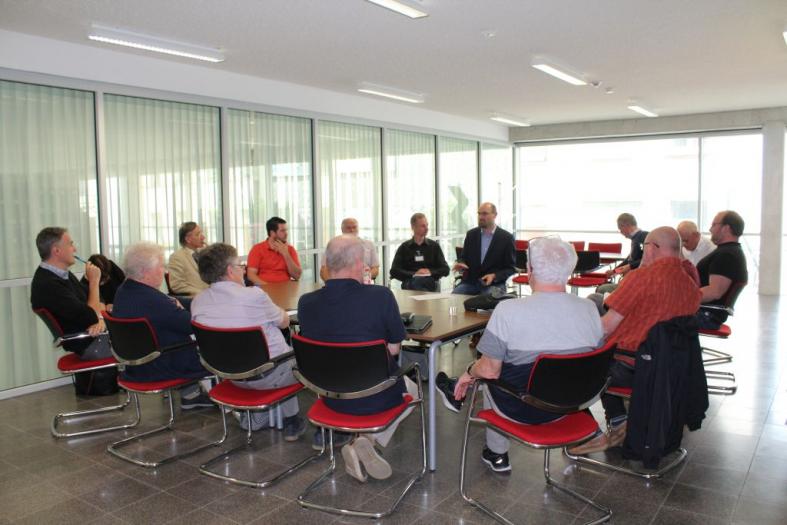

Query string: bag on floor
[73,368,120,396]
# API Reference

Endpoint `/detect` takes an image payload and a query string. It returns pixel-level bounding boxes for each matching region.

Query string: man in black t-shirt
[695,210,748,328]
[390,213,449,291]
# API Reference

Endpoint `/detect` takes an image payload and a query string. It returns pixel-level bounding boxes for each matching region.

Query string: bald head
[477,202,497,230]
[325,234,364,280]
[677,220,701,251]
[340,218,359,236]
[641,226,682,267]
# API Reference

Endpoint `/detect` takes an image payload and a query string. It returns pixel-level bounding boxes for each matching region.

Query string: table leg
[427,339,442,471]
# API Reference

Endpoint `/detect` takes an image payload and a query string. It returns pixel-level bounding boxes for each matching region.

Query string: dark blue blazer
[459,226,516,285]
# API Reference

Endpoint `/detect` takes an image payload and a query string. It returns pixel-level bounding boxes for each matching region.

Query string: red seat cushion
[57,353,117,373]
[307,395,413,430]
[699,324,731,337]
[477,409,599,447]
[512,275,530,284]
[580,272,609,279]
[118,377,195,392]
[568,276,607,287]
[607,386,632,398]
[209,380,303,407]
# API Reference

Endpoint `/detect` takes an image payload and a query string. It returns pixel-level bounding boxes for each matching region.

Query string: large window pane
[438,137,478,265]
[480,143,513,232]
[104,94,221,260]
[0,80,98,389]
[318,121,382,246]
[226,109,314,280]
[700,133,762,287]
[385,129,435,241]
[516,138,699,237]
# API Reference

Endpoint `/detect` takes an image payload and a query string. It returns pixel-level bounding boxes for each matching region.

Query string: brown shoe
[567,431,611,455]
[469,333,481,349]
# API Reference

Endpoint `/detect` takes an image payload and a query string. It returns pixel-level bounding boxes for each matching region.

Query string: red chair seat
[477,409,598,447]
[699,324,731,338]
[512,275,529,284]
[57,353,117,372]
[209,380,303,407]
[308,395,413,430]
[118,377,195,392]
[568,276,607,287]
[580,272,608,279]
[607,386,632,397]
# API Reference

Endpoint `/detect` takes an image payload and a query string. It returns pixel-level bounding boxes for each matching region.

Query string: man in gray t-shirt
[452,237,603,473]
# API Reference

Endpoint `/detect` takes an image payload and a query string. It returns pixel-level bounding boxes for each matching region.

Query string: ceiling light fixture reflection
[366,0,428,19]
[88,25,225,63]
[357,82,424,103]
[627,104,659,117]
[531,61,587,86]
[490,114,530,127]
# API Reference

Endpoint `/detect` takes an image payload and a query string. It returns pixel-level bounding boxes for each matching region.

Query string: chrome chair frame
[293,362,427,519]
[699,304,737,395]
[459,379,611,525]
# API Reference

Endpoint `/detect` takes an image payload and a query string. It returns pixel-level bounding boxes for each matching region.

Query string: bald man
[677,220,715,266]
[453,202,516,296]
[569,226,701,455]
[319,218,379,282]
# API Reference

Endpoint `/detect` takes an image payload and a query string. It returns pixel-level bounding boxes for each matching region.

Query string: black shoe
[180,392,214,410]
[283,415,307,442]
[481,447,511,473]
[312,429,353,451]
[435,372,462,413]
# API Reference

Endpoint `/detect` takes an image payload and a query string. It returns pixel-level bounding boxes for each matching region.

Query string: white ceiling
[2,0,787,126]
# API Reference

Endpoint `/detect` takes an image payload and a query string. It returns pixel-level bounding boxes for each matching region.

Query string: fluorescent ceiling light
[88,25,224,63]
[358,82,424,103]
[531,62,587,86]
[627,105,659,118]
[366,0,428,19]
[490,115,530,127]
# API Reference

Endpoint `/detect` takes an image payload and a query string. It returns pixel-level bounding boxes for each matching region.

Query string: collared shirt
[247,239,301,283]
[40,262,69,280]
[480,226,496,264]
[191,280,289,358]
[605,257,701,355]
[390,237,450,281]
[682,236,715,266]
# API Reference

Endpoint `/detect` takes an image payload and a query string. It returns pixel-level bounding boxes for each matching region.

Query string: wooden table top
[260,280,323,310]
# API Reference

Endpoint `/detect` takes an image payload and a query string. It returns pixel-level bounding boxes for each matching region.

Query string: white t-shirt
[478,291,604,365]
[682,236,715,266]
[191,281,289,358]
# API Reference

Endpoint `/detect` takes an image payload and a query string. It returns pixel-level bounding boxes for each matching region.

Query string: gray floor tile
[111,492,198,525]
[662,483,737,520]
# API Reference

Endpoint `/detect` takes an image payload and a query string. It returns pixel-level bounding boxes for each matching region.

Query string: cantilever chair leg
[52,389,141,438]
[702,347,733,366]
[563,446,687,480]
[107,391,226,468]
[199,408,323,488]
[706,370,737,395]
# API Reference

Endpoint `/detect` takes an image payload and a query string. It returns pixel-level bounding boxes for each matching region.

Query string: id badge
[414,255,425,262]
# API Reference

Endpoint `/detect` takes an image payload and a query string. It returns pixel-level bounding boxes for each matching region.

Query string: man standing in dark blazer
[452,202,516,296]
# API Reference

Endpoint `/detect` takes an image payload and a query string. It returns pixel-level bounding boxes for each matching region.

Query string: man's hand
[414,268,431,277]
[270,239,289,256]
[454,371,474,400]
[85,262,102,284]
[87,319,105,337]
[453,262,469,272]
[480,273,495,286]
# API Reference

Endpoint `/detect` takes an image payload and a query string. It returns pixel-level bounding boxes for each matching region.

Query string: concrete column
[759,121,785,295]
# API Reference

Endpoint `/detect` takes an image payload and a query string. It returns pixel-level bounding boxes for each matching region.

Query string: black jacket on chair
[458,226,516,285]
[622,316,708,468]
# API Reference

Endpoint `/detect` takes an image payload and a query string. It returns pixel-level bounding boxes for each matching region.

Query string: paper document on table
[409,293,454,301]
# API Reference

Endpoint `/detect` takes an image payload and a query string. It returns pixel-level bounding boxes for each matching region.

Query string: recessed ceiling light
[531,61,587,86]
[88,25,224,63]
[366,0,428,19]
[358,82,425,103]
[490,114,530,127]
[627,104,659,118]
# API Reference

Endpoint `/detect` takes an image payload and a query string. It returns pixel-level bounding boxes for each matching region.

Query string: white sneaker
[341,442,368,482]
[353,436,392,480]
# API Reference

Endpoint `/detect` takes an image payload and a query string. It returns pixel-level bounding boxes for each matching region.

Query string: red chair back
[192,321,272,379]
[588,242,623,254]
[103,313,162,366]
[514,240,529,251]
[570,241,585,252]
[33,308,64,339]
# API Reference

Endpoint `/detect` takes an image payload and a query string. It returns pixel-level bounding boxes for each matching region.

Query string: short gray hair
[325,235,364,273]
[198,243,237,284]
[528,237,577,285]
[123,242,164,280]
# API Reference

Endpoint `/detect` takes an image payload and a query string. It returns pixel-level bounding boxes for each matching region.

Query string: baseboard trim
[0,376,72,400]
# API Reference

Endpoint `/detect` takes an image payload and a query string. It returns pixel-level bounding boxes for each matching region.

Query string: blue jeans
[453,281,505,296]
[401,276,439,292]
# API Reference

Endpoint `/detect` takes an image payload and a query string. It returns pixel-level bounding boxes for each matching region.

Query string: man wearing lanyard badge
[390,213,450,291]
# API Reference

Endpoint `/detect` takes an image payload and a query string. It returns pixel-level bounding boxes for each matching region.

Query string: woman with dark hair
[81,254,126,306]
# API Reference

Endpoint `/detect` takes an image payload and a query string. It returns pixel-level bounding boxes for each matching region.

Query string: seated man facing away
[30,226,111,360]
[167,221,209,297]
[298,234,419,483]
[677,220,715,266]
[190,243,306,440]
[440,237,603,473]
[390,212,450,291]
[246,216,302,285]
[695,210,747,329]
[569,227,701,455]
[112,242,211,409]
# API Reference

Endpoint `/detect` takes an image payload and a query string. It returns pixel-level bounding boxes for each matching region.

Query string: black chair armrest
[54,331,102,348]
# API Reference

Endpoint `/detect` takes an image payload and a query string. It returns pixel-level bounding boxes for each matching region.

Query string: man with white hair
[444,237,603,473]
[677,220,715,266]
[112,242,210,409]
[298,234,417,483]
[319,217,380,282]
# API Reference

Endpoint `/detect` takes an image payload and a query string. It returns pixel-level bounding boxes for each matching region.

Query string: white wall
[0,29,508,143]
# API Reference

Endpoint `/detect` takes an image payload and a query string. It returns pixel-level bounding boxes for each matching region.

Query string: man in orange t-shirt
[569,226,701,455]
[247,217,302,285]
